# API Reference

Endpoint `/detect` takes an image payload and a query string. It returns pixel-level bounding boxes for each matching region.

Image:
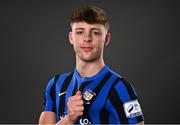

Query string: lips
[81,46,93,52]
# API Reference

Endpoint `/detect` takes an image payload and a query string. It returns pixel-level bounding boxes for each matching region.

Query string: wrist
[65,115,74,124]
[56,115,74,125]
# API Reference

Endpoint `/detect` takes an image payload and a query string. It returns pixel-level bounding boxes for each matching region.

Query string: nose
[83,32,92,43]
[83,37,92,42]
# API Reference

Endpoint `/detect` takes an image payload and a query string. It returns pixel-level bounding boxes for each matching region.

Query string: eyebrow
[75,28,84,30]
[91,28,101,31]
[75,28,101,31]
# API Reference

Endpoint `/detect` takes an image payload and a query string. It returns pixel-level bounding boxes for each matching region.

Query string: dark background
[0,0,179,123]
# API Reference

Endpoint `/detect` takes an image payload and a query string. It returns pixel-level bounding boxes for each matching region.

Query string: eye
[76,31,84,35]
[92,31,101,36]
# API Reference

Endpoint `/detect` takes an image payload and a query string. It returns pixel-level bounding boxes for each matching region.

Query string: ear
[69,32,73,45]
[105,32,111,46]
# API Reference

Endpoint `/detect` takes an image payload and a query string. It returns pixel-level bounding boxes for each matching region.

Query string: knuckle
[80,100,84,104]
[81,106,84,111]
[67,99,71,104]
[79,112,83,116]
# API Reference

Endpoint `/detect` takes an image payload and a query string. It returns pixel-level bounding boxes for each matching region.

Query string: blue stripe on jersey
[64,75,78,115]
[88,74,117,124]
[106,99,120,124]
[43,66,144,124]
[114,81,132,102]
[74,66,110,90]
[55,72,72,121]
[114,80,139,124]
[44,76,56,111]
[81,73,107,93]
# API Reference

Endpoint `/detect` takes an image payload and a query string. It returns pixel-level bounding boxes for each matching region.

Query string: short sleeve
[108,78,144,124]
[42,76,56,112]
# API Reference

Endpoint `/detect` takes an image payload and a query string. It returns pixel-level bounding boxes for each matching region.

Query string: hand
[66,91,84,123]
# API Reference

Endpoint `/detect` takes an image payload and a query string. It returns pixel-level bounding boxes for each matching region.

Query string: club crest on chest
[83,89,96,104]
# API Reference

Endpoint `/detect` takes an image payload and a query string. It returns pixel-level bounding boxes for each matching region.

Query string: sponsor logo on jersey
[60,114,66,120]
[83,89,96,104]
[123,99,142,118]
[80,118,91,125]
[58,91,67,96]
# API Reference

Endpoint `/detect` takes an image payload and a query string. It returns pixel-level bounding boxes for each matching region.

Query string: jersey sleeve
[108,78,144,124]
[42,76,56,112]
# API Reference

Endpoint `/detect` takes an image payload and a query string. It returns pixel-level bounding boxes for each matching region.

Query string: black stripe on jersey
[43,75,58,111]
[72,79,78,95]
[50,75,60,112]
[79,81,92,92]
[99,77,121,123]
[99,106,109,123]
[58,72,74,115]
[50,75,60,101]
[92,72,112,98]
[86,72,112,123]
[120,78,137,100]
[136,114,144,122]
[109,87,128,124]
[121,78,144,123]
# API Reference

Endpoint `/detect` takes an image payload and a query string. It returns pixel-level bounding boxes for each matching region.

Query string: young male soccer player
[39,5,144,125]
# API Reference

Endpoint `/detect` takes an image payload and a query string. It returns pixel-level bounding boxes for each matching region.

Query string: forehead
[71,22,105,30]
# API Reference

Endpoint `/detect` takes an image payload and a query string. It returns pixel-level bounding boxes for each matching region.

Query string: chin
[77,52,101,62]
[80,56,99,62]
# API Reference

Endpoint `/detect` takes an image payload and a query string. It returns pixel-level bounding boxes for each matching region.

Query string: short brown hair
[70,5,109,30]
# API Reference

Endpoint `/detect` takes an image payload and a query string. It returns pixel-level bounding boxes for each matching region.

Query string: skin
[69,22,110,77]
[39,22,144,125]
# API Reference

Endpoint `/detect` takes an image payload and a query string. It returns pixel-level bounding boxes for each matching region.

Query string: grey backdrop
[0,0,179,124]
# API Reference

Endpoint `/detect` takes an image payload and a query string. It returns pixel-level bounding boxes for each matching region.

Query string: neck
[76,57,105,78]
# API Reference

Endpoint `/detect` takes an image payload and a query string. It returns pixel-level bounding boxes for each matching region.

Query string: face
[69,22,110,62]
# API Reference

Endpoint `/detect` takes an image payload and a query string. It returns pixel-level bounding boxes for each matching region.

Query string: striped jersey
[43,66,144,124]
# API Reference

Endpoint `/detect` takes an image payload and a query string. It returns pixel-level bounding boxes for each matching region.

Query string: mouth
[81,46,93,52]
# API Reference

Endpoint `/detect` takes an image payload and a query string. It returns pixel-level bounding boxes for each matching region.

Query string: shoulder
[108,68,134,90]
[114,77,137,100]
[108,68,138,101]
[108,68,122,78]
[45,71,73,90]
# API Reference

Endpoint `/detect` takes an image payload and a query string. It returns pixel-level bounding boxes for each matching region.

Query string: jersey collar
[74,65,110,83]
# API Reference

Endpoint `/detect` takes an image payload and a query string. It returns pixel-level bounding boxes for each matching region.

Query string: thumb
[75,91,82,95]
